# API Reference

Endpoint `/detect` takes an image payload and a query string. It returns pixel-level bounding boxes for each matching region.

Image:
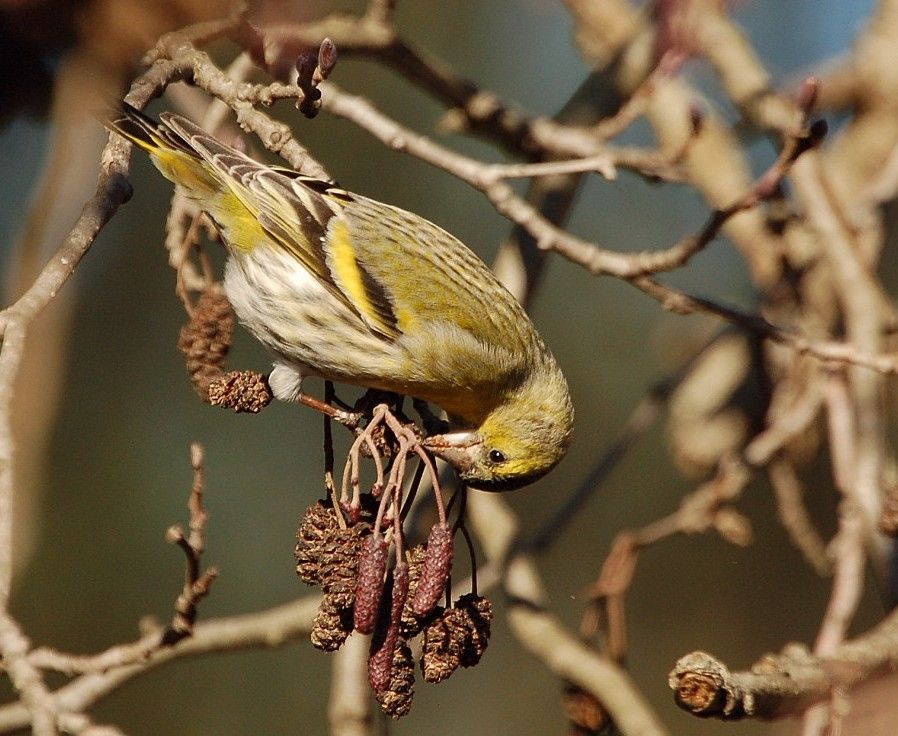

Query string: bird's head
[423,368,573,491]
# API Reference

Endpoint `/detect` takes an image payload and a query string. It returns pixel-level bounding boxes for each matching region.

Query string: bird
[106,103,573,491]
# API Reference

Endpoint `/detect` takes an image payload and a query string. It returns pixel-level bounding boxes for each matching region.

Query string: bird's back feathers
[107,104,561,417]
[109,105,543,357]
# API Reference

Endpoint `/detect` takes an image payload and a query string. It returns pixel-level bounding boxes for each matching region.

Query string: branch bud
[317,38,338,79]
[295,52,317,87]
[796,76,820,114]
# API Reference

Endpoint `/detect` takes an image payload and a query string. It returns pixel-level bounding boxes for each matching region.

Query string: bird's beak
[422,431,480,475]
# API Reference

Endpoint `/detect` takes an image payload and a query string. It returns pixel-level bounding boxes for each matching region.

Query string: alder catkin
[411,523,454,617]
[368,563,410,693]
[353,536,388,634]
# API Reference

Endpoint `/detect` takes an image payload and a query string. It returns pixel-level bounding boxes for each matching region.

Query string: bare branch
[0,597,321,732]
[670,600,898,721]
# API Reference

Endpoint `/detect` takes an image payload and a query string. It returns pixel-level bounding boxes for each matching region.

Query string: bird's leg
[297,390,363,429]
[269,364,363,428]
[329,392,355,413]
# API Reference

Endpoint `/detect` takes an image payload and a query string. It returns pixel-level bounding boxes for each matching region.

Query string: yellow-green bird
[108,103,573,490]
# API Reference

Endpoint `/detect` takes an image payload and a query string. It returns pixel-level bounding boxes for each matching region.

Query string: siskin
[107,104,573,490]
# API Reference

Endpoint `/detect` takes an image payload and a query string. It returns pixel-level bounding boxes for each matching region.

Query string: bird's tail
[105,103,219,196]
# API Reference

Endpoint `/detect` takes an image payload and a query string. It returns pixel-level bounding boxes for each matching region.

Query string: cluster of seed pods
[295,490,491,717]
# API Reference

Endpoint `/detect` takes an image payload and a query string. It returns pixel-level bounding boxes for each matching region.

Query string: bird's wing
[332,192,538,360]
[159,112,539,358]
[160,113,400,340]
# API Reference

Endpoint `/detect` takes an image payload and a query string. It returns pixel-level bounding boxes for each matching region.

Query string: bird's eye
[488,449,507,464]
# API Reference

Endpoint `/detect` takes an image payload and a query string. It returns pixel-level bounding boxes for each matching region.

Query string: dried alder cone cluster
[295,496,492,718]
[178,288,273,412]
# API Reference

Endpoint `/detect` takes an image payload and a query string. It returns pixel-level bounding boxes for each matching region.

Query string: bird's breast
[223,247,398,382]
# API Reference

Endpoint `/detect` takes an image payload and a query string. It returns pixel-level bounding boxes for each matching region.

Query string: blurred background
[0,0,890,734]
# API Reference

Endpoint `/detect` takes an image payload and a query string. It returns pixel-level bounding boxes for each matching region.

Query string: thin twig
[162,443,219,645]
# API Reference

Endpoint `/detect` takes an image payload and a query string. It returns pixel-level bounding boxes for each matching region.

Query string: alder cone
[375,641,415,718]
[295,501,340,585]
[177,290,234,399]
[310,596,353,652]
[208,370,272,413]
[420,607,458,683]
[456,593,492,667]
[295,501,368,607]
[399,545,428,637]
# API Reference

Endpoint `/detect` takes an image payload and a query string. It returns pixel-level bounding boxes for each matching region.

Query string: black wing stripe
[357,263,399,336]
